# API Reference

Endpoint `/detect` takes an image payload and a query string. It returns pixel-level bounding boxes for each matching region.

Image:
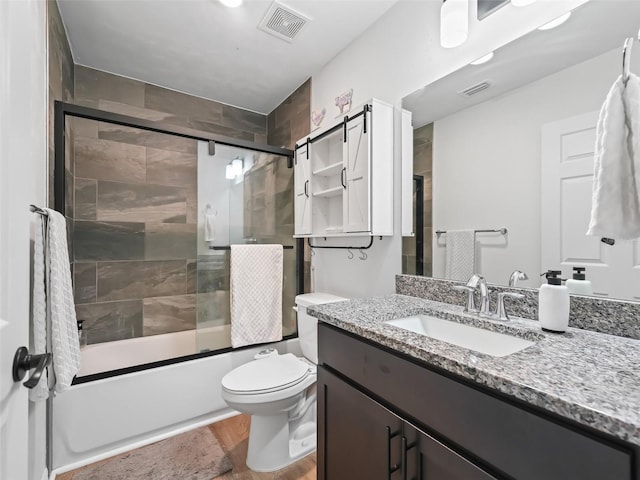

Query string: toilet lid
[222,353,310,394]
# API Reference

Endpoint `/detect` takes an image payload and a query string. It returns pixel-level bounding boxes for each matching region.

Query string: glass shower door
[195,142,296,353]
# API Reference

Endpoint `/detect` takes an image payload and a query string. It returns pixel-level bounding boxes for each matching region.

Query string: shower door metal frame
[53,100,303,381]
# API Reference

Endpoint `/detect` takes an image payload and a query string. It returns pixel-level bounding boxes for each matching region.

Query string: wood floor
[210,414,316,480]
[57,414,316,480]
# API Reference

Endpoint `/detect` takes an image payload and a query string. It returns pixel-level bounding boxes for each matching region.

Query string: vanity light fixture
[510,0,537,6]
[226,157,244,179]
[470,52,494,65]
[231,158,244,176]
[440,0,469,49]
[219,0,243,7]
[537,12,571,31]
[225,163,236,180]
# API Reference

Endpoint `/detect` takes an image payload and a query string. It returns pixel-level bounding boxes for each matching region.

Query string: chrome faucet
[455,274,491,316]
[509,270,528,287]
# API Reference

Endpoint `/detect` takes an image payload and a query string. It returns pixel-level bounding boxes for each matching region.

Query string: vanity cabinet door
[403,422,497,480]
[318,366,403,480]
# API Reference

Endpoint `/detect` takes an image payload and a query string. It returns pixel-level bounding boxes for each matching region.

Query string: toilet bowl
[221,292,347,472]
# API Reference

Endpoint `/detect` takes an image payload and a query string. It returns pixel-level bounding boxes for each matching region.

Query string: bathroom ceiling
[57,0,399,114]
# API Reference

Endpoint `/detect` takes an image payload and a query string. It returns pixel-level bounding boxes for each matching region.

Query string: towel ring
[205,204,218,216]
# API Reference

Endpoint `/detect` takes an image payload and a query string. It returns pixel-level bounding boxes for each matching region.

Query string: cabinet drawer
[319,324,634,480]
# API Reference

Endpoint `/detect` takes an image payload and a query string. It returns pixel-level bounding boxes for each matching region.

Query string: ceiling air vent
[458,80,493,97]
[258,1,310,43]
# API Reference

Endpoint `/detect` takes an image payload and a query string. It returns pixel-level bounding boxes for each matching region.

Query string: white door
[294,144,312,235]
[343,114,371,233]
[541,112,640,300]
[0,1,47,479]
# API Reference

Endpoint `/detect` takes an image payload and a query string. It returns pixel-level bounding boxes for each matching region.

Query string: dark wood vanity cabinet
[317,323,637,480]
[319,366,496,480]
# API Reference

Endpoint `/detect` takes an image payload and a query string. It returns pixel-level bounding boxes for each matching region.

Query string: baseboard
[50,409,239,477]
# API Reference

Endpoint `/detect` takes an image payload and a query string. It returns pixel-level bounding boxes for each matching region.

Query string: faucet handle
[497,292,525,321]
[453,285,476,313]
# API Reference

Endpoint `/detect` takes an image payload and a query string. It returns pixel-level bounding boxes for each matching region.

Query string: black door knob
[12,346,52,389]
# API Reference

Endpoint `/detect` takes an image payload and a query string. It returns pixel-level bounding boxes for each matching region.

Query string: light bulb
[511,0,537,6]
[232,158,243,177]
[538,12,571,31]
[440,0,469,49]
[470,52,494,65]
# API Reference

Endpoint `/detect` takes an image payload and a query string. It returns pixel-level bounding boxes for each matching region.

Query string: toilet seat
[222,353,311,395]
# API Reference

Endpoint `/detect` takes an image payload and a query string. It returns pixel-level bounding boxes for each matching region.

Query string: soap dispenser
[565,267,593,296]
[539,270,570,333]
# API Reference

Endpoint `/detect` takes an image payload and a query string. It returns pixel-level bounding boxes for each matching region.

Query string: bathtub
[77,329,201,377]
[52,331,301,474]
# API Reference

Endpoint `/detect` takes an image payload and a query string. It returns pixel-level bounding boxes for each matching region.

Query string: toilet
[221,292,346,472]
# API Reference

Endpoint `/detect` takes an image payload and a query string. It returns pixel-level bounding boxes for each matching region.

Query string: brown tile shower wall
[402,123,433,276]
[267,79,312,295]
[72,66,269,345]
[47,0,75,256]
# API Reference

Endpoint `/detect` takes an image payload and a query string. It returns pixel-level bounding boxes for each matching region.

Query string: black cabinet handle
[402,435,420,480]
[341,167,347,189]
[304,180,309,198]
[12,346,52,389]
[363,107,368,134]
[387,426,401,479]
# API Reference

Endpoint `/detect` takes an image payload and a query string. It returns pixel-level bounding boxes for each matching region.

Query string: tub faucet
[509,270,528,287]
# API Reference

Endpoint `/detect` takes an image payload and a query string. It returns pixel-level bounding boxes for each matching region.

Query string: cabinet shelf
[313,186,343,198]
[313,162,343,177]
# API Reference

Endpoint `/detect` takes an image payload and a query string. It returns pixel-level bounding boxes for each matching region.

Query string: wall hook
[359,249,367,261]
[347,248,354,260]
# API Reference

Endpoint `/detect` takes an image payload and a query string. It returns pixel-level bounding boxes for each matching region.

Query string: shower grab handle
[12,346,52,389]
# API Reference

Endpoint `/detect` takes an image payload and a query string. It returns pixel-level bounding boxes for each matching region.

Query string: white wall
[432,47,621,288]
[309,0,587,298]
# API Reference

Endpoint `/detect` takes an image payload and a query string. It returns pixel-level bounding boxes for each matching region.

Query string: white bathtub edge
[50,408,240,478]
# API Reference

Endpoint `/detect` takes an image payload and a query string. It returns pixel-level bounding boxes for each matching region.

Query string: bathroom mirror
[402,0,640,301]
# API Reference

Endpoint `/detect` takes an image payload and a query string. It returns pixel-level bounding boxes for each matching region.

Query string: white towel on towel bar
[230,244,283,348]
[31,209,80,401]
[444,230,476,282]
[588,73,640,239]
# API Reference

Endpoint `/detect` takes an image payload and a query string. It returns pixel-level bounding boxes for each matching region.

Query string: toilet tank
[295,293,347,364]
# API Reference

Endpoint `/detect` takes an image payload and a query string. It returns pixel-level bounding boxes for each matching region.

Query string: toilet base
[246,414,316,472]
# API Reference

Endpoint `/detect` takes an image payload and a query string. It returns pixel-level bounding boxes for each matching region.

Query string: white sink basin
[384,315,535,357]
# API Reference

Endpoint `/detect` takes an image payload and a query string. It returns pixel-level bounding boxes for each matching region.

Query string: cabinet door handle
[341,167,347,189]
[304,180,309,198]
[402,435,420,480]
[386,426,401,479]
[363,108,368,134]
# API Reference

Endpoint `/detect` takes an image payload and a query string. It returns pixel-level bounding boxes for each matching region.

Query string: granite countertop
[308,294,640,447]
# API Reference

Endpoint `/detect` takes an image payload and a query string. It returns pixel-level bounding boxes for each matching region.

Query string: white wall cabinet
[294,98,393,237]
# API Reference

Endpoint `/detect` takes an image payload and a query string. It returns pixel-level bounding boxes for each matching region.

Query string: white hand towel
[31,209,80,401]
[444,230,476,281]
[587,74,640,240]
[204,212,216,242]
[230,244,283,348]
[30,215,48,402]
